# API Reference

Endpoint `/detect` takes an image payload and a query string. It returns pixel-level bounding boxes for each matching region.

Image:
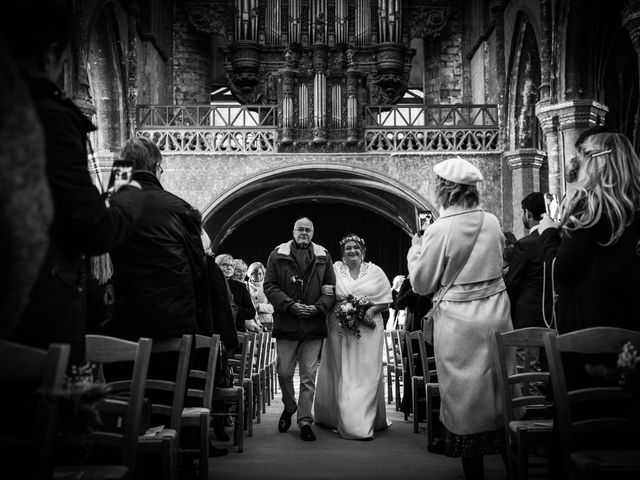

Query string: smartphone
[107,159,134,190]
[544,193,559,221]
[416,209,434,235]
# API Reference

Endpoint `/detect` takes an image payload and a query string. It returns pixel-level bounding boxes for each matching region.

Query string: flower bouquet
[336,294,373,339]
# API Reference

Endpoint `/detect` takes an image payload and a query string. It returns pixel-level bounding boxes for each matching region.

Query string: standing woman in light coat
[407,157,514,480]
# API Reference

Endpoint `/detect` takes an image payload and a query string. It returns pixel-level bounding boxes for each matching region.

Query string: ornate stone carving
[184,1,230,35]
[409,6,449,38]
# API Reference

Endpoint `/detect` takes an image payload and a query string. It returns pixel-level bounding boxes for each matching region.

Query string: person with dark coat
[215,253,260,333]
[105,137,204,341]
[264,216,336,442]
[505,192,553,331]
[4,3,144,362]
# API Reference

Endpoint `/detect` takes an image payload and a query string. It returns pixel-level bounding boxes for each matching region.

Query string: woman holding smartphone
[539,132,640,334]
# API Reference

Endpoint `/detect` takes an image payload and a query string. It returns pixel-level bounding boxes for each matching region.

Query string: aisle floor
[208,380,507,480]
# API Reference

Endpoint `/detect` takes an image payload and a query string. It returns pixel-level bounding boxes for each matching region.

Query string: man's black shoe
[278,407,296,433]
[300,425,316,441]
[427,437,444,454]
[208,440,229,457]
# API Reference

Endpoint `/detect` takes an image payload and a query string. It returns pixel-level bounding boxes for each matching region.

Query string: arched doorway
[217,202,411,279]
[203,164,435,279]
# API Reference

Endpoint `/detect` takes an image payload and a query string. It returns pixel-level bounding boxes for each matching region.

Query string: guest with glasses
[215,253,259,333]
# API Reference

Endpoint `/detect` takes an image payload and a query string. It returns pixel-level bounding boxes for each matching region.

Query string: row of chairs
[494,326,640,480]
[384,329,441,446]
[0,330,278,480]
[385,326,640,480]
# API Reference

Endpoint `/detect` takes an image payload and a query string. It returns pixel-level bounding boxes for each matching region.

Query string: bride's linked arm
[362,303,390,328]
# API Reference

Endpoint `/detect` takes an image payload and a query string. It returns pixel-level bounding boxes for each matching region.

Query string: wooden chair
[388,330,405,411]
[212,331,249,452]
[137,334,193,480]
[493,328,554,480]
[181,334,220,480]
[544,327,640,480]
[242,333,256,436]
[84,335,153,478]
[383,330,396,404]
[249,332,264,424]
[405,331,426,433]
[0,341,70,480]
[413,330,441,450]
[263,331,274,406]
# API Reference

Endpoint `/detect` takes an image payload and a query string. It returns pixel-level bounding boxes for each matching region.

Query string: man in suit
[505,192,552,371]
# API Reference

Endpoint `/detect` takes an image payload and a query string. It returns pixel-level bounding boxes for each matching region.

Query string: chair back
[543,327,640,476]
[394,330,407,377]
[229,332,250,386]
[187,334,220,409]
[0,341,69,480]
[146,334,193,432]
[405,331,421,379]
[384,330,396,370]
[413,330,437,384]
[493,327,553,424]
[85,334,152,471]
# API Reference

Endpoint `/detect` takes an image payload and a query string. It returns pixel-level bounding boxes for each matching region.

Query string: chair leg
[395,369,402,411]
[199,414,209,480]
[426,390,434,447]
[412,379,419,433]
[387,368,393,403]
[246,382,253,437]
[517,430,528,480]
[236,390,244,452]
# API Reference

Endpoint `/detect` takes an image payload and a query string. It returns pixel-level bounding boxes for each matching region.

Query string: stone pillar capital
[623,2,640,51]
[504,149,546,171]
[534,99,608,131]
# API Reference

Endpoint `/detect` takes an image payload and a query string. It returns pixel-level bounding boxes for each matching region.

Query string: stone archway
[201,164,436,277]
[202,163,436,248]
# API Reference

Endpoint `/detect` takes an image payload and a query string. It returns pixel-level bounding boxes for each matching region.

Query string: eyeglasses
[220,263,234,268]
[295,227,313,233]
[157,164,164,174]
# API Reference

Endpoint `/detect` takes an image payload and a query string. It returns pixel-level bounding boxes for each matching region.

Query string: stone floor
[208,380,507,480]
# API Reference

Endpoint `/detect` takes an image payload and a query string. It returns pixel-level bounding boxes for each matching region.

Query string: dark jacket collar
[132,170,163,189]
[26,75,96,133]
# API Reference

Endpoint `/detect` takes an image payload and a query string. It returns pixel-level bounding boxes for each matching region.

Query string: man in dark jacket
[505,192,552,372]
[264,217,336,442]
[4,3,144,363]
[106,137,205,341]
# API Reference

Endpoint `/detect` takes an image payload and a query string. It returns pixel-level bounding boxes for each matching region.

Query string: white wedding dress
[314,261,392,439]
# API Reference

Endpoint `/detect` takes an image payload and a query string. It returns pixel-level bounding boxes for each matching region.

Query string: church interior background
[62,0,640,278]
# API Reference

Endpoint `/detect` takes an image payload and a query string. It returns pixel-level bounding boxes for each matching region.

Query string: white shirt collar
[529,224,540,234]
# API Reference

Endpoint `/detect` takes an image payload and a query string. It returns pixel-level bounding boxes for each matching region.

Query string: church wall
[157,152,504,224]
[172,1,210,103]
[423,3,464,104]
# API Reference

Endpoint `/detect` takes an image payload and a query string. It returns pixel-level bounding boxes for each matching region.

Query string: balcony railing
[363,104,500,152]
[135,103,501,153]
[136,104,278,153]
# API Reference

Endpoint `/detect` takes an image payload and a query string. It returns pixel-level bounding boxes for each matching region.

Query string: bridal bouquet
[336,294,373,339]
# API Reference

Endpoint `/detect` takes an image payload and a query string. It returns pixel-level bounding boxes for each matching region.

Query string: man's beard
[294,239,310,248]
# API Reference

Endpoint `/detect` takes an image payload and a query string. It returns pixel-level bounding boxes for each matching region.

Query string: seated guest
[232,258,248,282]
[247,262,275,332]
[215,254,260,333]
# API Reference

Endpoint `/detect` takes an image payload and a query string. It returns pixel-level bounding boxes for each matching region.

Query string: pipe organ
[187,0,422,150]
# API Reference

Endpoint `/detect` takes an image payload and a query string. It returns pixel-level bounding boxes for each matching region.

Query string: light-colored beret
[434,156,484,185]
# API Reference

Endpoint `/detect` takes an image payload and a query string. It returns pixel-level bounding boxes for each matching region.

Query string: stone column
[623,2,640,114]
[535,99,607,196]
[504,149,546,237]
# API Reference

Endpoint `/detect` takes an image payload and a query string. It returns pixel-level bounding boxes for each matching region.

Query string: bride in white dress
[314,234,392,439]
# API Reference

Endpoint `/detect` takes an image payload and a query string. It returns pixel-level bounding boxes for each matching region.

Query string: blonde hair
[559,132,640,245]
[247,262,265,276]
[435,176,480,209]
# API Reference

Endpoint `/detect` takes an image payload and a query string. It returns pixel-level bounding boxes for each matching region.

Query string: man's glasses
[221,263,234,268]
[295,227,313,233]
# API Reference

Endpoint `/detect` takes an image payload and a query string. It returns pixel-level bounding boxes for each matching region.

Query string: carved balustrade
[136,104,278,153]
[363,104,500,152]
[136,103,501,153]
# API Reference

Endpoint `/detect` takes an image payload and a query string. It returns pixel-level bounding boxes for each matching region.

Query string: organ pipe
[289,0,300,44]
